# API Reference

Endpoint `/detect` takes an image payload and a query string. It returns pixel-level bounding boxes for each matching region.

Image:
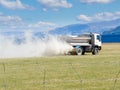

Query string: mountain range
[50,19,120,35]
[103,26,120,35]
[1,18,120,43]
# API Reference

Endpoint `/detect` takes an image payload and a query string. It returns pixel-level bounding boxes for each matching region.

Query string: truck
[64,33,102,55]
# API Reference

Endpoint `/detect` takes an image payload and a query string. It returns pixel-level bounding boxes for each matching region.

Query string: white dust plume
[0,32,73,58]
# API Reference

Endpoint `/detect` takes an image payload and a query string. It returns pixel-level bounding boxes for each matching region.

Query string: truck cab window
[97,35,101,41]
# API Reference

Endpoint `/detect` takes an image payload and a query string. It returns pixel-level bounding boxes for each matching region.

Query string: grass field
[0,43,120,90]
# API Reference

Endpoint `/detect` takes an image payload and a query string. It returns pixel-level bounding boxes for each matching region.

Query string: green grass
[0,43,120,90]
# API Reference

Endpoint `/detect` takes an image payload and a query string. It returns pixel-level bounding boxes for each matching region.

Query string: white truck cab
[94,33,102,48]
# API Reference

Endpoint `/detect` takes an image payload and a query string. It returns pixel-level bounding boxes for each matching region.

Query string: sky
[0,0,120,32]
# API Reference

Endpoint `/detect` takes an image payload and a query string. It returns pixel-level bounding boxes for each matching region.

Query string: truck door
[95,34,101,47]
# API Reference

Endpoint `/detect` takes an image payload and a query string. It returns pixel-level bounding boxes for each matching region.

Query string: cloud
[80,0,113,4]
[0,13,23,26]
[0,0,34,10]
[77,11,120,23]
[28,21,57,31]
[37,0,72,11]
[0,13,26,32]
[0,13,57,32]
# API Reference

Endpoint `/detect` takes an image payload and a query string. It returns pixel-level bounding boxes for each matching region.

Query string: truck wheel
[82,51,85,55]
[92,47,99,55]
[76,47,83,55]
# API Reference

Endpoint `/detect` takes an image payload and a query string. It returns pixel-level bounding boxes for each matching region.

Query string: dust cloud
[0,32,72,58]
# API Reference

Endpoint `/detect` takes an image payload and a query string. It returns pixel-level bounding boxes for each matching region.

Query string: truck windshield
[97,35,101,41]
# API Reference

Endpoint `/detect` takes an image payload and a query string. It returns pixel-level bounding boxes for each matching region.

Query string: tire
[92,47,99,55]
[82,50,85,55]
[76,47,83,55]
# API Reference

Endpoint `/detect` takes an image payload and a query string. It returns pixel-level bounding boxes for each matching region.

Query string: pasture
[0,43,120,90]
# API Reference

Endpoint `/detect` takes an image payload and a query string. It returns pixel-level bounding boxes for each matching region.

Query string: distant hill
[50,19,120,35]
[1,19,120,43]
[103,26,120,35]
[50,24,89,35]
